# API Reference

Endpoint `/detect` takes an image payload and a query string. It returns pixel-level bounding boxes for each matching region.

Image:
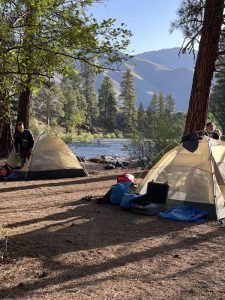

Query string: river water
[69,139,130,159]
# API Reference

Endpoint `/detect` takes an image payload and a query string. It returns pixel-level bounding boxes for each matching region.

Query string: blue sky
[90,0,184,54]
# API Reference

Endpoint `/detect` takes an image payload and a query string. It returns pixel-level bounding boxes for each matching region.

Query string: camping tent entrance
[135,137,225,220]
[139,165,218,219]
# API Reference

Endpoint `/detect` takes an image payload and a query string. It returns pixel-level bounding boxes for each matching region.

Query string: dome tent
[135,136,225,220]
[8,132,88,180]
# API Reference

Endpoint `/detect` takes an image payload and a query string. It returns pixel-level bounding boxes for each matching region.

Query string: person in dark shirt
[14,122,34,168]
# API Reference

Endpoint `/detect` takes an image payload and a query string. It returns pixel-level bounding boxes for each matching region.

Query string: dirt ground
[1,163,225,300]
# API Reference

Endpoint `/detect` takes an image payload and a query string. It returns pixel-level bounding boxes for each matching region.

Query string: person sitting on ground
[14,122,34,168]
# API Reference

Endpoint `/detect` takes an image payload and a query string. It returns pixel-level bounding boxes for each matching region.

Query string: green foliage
[28,117,63,138]
[145,92,177,138]
[59,131,94,143]
[60,131,119,141]
[104,132,116,139]
[126,136,156,167]
[98,75,117,130]
[113,129,123,138]
[170,0,205,53]
[0,0,132,133]
[0,0,132,78]
[29,117,43,138]
[158,92,165,115]
[93,132,104,139]
[147,93,159,116]
[60,76,86,132]
[120,69,137,133]
[80,62,98,125]
[32,82,65,125]
[137,102,146,132]
[128,92,185,166]
[165,94,176,114]
[209,61,225,133]
[171,0,225,56]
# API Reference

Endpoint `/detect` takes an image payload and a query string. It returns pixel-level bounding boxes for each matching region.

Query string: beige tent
[135,136,225,220]
[7,132,88,179]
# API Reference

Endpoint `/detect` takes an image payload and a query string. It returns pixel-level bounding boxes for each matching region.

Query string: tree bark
[17,78,32,129]
[0,93,13,158]
[0,121,12,158]
[184,0,224,135]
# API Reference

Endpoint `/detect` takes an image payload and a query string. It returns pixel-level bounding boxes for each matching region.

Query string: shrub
[60,131,94,143]
[114,130,123,138]
[126,134,178,167]
[93,133,104,139]
[29,118,43,138]
[104,132,117,139]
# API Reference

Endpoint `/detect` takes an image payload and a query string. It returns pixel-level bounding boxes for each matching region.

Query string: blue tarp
[158,205,208,223]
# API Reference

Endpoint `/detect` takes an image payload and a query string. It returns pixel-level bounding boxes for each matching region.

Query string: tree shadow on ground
[0,171,144,194]
[0,174,117,194]
[1,193,218,298]
[1,217,224,298]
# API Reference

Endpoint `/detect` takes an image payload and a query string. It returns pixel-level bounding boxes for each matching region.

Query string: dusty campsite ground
[1,163,225,300]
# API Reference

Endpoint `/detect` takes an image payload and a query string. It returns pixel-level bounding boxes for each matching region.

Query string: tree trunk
[17,77,32,129]
[184,0,224,135]
[0,93,13,158]
[0,121,12,158]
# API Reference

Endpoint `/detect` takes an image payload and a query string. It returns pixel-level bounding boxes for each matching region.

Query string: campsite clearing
[1,166,225,299]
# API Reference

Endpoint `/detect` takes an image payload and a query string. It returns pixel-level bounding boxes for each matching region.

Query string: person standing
[14,122,34,168]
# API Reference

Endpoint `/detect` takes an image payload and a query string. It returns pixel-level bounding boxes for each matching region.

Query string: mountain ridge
[96,47,195,111]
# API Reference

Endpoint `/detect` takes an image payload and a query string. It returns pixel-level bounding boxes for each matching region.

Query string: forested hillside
[25,47,194,142]
[96,47,195,111]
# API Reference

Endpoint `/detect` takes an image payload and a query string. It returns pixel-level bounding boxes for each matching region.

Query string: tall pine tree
[146,93,159,138]
[137,102,146,133]
[98,76,117,131]
[158,92,165,116]
[67,73,87,116]
[120,69,137,133]
[60,78,86,132]
[33,82,64,126]
[146,93,159,116]
[209,60,225,133]
[81,62,98,127]
[172,0,224,134]
[165,94,176,114]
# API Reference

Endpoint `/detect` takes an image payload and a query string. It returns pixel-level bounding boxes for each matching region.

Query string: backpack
[110,182,133,205]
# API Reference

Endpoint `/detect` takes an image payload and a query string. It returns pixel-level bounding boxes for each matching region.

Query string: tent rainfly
[135,136,225,220]
[7,133,88,180]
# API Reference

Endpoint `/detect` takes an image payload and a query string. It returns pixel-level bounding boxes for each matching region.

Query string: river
[69,139,131,159]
